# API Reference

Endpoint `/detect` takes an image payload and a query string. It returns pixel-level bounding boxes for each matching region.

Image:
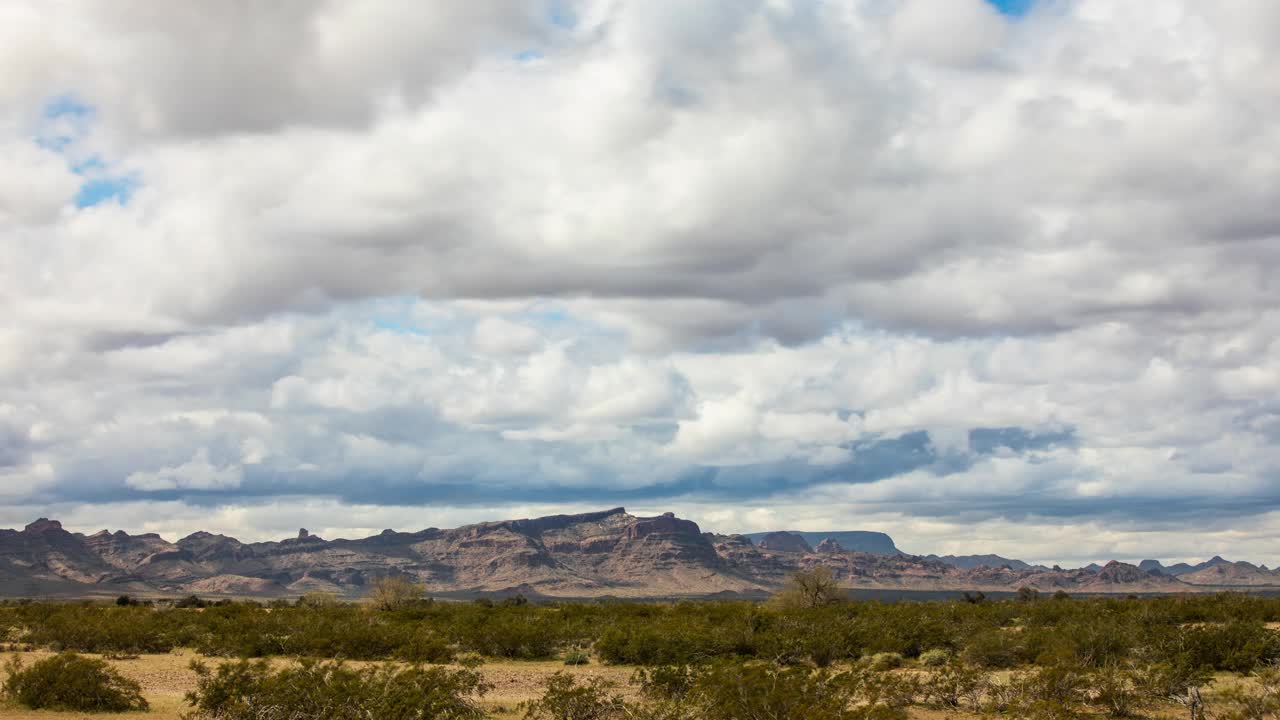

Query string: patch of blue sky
[37,91,140,204]
[515,49,545,62]
[986,0,1035,16]
[39,94,140,209]
[75,176,136,208]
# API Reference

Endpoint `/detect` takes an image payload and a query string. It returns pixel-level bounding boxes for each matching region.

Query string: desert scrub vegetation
[185,657,491,720]
[1,591,1279,672]
[521,662,911,720]
[2,651,149,712]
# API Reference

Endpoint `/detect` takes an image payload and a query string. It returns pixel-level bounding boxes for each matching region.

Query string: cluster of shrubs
[4,587,1280,719]
[519,657,1280,720]
[2,652,148,712]
[184,658,490,720]
[3,592,1280,674]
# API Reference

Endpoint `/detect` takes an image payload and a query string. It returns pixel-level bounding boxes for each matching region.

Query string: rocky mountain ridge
[0,512,1275,599]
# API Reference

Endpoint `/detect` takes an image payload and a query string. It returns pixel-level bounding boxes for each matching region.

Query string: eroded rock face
[815,538,845,554]
[0,510,1271,598]
[84,530,175,570]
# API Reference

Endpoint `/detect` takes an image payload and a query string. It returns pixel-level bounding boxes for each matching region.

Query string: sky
[1,0,1279,567]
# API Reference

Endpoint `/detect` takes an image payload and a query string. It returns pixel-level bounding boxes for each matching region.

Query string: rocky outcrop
[757,532,813,554]
[84,530,175,570]
[746,530,900,555]
[0,519,117,584]
[815,538,845,554]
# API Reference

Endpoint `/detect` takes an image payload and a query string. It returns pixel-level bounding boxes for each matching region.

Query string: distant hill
[926,554,1037,571]
[1139,559,1197,575]
[743,531,901,555]
[1142,557,1280,586]
[1139,557,1253,577]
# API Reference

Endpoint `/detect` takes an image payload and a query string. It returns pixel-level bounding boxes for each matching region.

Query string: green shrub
[962,628,1026,669]
[694,663,905,720]
[185,658,490,720]
[636,662,907,720]
[918,648,950,667]
[397,629,457,664]
[1133,658,1214,700]
[1002,662,1090,719]
[520,673,628,720]
[920,661,986,709]
[863,652,904,672]
[1090,663,1141,718]
[563,649,591,666]
[2,652,149,712]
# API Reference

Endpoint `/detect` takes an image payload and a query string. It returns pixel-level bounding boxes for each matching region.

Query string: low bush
[1001,662,1092,720]
[562,649,591,666]
[1090,663,1141,718]
[920,661,986,710]
[2,652,149,712]
[520,673,628,720]
[185,657,490,720]
[918,648,950,667]
[863,652,904,672]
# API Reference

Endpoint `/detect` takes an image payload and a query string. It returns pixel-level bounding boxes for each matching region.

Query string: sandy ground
[0,650,1234,719]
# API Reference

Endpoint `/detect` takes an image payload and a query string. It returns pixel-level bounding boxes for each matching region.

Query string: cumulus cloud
[125,449,244,492]
[0,0,1278,563]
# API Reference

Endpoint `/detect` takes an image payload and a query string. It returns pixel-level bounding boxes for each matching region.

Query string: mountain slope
[0,511,1274,598]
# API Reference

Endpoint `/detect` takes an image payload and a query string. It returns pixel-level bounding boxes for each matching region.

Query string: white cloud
[125,449,243,492]
[890,0,1007,67]
[471,316,542,355]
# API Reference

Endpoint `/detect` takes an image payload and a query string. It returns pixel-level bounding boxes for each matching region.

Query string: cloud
[890,0,1008,67]
[0,0,1277,563]
[125,449,244,492]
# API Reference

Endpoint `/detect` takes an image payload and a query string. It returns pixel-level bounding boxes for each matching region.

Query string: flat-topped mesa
[503,507,630,537]
[757,531,813,554]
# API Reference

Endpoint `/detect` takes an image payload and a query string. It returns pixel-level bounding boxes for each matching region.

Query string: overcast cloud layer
[2,0,1279,566]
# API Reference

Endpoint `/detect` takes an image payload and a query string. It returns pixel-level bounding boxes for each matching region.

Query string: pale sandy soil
[0,651,1239,719]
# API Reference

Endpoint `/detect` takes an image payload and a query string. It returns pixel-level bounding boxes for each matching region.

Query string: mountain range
[1,509,1276,599]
